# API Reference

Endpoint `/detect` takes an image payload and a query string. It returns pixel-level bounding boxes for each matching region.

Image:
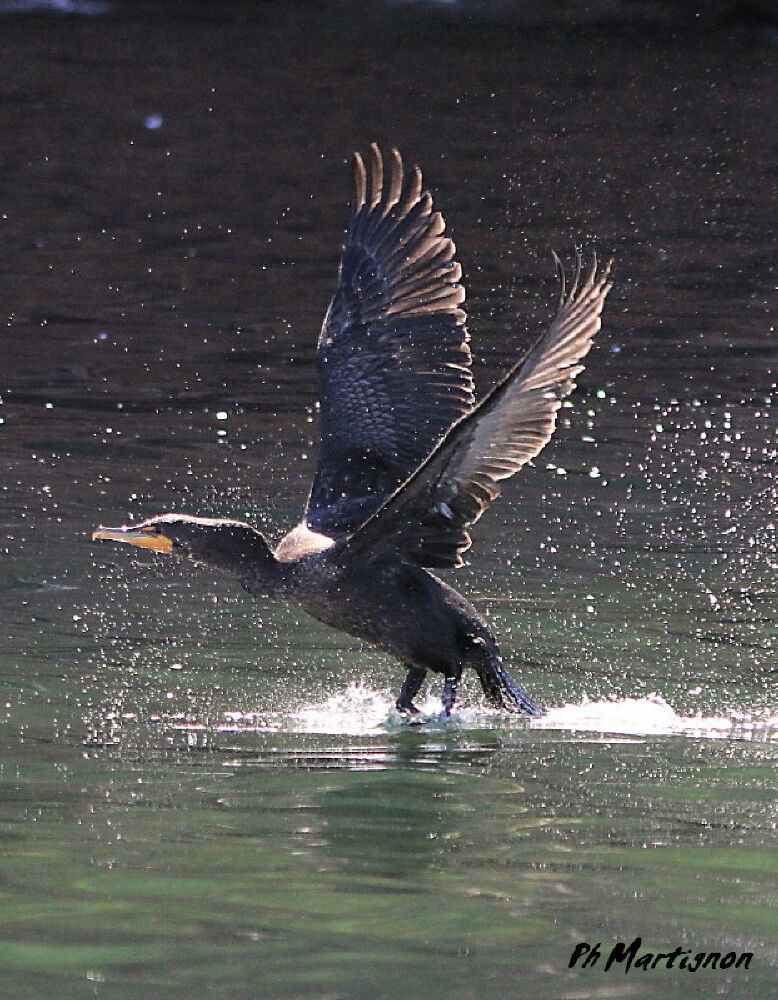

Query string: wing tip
[550,247,615,310]
[344,147,468,328]
[368,143,384,207]
[354,144,428,212]
[352,151,367,209]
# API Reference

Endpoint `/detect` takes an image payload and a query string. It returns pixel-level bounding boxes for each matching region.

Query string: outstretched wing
[342,255,613,568]
[306,145,475,537]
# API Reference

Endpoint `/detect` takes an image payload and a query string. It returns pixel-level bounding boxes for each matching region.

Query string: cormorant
[93,146,612,718]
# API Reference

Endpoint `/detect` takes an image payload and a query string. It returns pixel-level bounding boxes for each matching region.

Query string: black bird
[93,146,612,718]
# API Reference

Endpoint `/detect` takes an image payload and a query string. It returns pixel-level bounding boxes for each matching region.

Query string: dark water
[1,6,776,999]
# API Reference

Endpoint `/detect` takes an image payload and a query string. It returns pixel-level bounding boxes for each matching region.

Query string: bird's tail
[475,656,544,717]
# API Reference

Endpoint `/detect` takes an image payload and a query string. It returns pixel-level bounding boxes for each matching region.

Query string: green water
[1,5,776,999]
[3,523,775,998]
[2,695,775,999]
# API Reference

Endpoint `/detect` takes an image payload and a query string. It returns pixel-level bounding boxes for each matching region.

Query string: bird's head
[92,513,279,590]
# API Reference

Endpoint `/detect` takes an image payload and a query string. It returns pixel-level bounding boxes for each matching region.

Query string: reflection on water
[1,4,776,1000]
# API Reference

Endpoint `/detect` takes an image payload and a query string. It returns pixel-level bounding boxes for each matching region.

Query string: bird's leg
[396,665,427,715]
[441,669,462,717]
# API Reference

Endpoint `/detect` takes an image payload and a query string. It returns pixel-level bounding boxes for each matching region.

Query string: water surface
[1,6,775,999]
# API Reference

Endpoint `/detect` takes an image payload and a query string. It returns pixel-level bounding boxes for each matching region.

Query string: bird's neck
[189,522,283,595]
[239,535,284,596]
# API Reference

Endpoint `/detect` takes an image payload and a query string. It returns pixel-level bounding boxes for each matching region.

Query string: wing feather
[342,255,613,568]
[307,145,474,536]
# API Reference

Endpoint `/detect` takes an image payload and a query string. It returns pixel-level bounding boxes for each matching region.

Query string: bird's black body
[292,559,537,715]
[93,146,612,718]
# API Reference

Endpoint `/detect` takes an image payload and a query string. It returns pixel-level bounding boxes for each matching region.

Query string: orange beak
[91,525,174,554]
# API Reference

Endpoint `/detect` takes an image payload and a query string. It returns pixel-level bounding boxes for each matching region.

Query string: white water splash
[289,685,404,735]
[530,693,768,739]
[218,685,776,741]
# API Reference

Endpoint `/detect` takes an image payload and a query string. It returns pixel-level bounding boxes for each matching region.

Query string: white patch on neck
[274,523,335,563]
